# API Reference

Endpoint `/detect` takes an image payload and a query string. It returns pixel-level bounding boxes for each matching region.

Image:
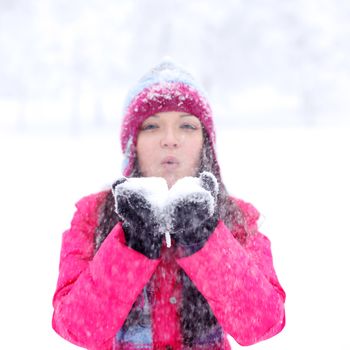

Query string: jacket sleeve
[176,202,286,346]
[52,193,160,349]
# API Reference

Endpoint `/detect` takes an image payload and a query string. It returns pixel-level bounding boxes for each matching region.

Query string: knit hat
[121,59,217,176]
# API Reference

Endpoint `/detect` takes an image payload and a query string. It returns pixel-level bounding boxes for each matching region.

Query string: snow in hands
[112,172,218,248]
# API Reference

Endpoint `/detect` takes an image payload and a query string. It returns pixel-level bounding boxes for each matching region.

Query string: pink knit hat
[121,60,217,176]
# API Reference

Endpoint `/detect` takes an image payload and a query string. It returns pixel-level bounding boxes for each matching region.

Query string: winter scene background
[0,1,349,349]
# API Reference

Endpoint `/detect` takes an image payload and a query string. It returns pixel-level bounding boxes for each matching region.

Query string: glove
[166,172,219,254]
[112,177,163,259]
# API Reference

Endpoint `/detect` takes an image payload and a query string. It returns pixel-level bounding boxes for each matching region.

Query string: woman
[52,60,286,350]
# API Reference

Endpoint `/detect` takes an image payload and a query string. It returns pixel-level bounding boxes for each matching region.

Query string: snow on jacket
[52,191,286,350]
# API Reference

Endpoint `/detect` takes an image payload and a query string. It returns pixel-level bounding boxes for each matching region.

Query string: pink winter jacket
[52,191,285,349]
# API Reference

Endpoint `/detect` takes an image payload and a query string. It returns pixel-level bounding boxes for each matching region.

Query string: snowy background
[1,1,349,349]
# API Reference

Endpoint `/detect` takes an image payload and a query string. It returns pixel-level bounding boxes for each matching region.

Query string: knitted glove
[112,177,163,259]
[166,172,219,254]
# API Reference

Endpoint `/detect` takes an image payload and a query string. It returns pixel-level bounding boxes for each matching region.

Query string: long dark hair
[94,129,251,253]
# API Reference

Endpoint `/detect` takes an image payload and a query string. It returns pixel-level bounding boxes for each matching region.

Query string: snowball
[113,174,217,248]
[115,175,215,213]
[115,176,169,209]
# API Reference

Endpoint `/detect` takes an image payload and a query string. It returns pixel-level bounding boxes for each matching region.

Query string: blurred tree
[0,0,349,129]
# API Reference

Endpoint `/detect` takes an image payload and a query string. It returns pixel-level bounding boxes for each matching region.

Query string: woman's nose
[160,128,179,148]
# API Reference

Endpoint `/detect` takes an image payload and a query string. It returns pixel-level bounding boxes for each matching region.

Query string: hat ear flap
[122,137,137,176]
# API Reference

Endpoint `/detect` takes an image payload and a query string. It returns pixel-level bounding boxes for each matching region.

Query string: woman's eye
[141,124,158,131]
[180,123,197,130]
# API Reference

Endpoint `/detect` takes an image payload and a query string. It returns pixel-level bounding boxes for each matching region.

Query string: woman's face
[136,111,203,188]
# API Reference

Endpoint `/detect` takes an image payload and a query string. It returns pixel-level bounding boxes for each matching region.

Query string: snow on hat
[121,59,217,176]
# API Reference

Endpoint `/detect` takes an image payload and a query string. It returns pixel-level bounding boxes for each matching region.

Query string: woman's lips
[161,156,180,169]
